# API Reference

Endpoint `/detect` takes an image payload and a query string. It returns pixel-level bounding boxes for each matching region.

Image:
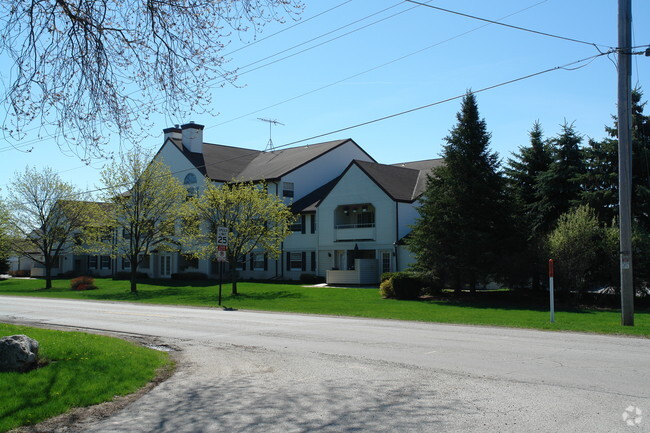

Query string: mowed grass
[1,277,649,337]
[0,323,172,433]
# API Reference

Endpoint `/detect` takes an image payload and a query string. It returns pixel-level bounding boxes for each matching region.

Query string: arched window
[184,173,197,185]
[184,173,198,198]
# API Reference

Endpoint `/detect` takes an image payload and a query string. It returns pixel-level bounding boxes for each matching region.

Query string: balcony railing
[334,223,375,229]
[334,223,376,241]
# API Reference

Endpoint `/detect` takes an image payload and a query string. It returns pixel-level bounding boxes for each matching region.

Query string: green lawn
[0,323,172,433]
[1,277,649,337]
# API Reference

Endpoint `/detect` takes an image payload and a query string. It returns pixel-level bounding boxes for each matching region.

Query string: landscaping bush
[379,278,395,298]
[114,271,149,280]
[70,276,98,291]
[391,272,422,300]
[380,272,397,283]
[299,273,325,284]
[8,270,31,278]
[171,272,208,280]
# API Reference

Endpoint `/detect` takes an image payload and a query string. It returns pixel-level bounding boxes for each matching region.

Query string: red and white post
[549,259,555,323]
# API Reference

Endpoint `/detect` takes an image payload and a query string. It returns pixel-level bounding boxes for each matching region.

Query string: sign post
[549,259,555,323]
[217,227,228,306]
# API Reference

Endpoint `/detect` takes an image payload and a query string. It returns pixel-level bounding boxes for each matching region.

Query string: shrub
[299,273,325,284]
[391,272,422,300]
[379,278,395,298]
[380,272,398,283]
[8,270,31,278]
[70,276,98,291]
[114,271,149,280]
[170,272,208,280]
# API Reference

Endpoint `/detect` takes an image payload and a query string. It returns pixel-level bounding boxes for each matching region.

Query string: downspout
[280,241,284,279]
[394,202,399,272]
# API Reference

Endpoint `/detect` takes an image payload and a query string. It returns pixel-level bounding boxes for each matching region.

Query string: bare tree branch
[0,0,303,160]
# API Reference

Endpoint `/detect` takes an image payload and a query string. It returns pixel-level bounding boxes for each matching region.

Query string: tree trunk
[229,259,238,295]
[45,265,52,289]
[130,260,138,293]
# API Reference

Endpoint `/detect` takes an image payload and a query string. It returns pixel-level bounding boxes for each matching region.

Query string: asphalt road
[1,296,649,432]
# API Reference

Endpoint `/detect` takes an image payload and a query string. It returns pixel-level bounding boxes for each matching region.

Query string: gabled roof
[170,138,373,182]
[353,158,444,202]
[290,176,340,213]
[237,139,367,181]
[391,158,445,199]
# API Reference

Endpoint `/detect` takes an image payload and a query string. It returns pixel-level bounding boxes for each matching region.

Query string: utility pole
[618,0,634,326]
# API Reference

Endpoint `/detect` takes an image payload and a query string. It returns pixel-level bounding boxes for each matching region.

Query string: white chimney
[181,121,204,153]
[163,125,182,149]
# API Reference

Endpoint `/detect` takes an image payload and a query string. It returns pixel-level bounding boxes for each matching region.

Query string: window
[184,173,198,199]
[88,255,98,269]
[290,214,303,232]
[282,182,294,198]
[311,251,316,272]
[252,253,267,271]
[310,215,316,234]
[236,254,247,271]
[122,257,131,269]
[382,252,391,274]
[139,254,151,269]
[180,255,199,271]
[100,229,112,242]
[286,252,305,271]
[100,255,112,270]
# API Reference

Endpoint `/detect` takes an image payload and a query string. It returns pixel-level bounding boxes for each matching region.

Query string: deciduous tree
[89,147,187,292]
[0,200,10,274]
[0,0,302,158]
[6,167,93,288]
[548,205,601,295]
[182,180,294,295]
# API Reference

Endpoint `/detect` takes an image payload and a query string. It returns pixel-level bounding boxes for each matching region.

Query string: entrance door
[160,255,172,277]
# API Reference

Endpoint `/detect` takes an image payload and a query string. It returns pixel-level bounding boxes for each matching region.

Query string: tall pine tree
[504,121,553,290]
[531,121,586,235]
[581,89,650,229]
[409,92,512,292]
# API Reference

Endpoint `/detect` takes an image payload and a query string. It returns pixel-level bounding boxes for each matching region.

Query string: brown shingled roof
[174,138,373,182]
[354,158,444,202]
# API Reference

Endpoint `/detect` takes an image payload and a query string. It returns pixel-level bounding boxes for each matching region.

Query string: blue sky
[1,0,649,196]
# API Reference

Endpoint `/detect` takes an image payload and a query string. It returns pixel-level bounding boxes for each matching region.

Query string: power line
[0,1,416,154]
[222,0,354,57]
[280,52,613,148]
[211,0,551,129]
[6,51,612,205]
[404,0,613,50]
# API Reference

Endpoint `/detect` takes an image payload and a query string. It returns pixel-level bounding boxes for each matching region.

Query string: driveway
[1,296,649,432]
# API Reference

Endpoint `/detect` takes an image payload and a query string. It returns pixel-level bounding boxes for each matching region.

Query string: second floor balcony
[334,204,375,241]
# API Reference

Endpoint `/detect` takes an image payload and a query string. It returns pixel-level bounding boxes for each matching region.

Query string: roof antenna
[258,118,284,151]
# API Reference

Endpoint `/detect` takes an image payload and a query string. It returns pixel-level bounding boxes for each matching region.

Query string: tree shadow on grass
[229,291,303,301]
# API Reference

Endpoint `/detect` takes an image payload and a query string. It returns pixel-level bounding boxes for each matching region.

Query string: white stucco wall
[317,164,397,253]
[280,140,374,202]
[397,201,420,240]
[155,140,208,192]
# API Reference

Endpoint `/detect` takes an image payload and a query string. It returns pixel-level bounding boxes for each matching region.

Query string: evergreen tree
[531,121,586,235]
[579,137,618,224]
[409,92,512,292]
[504,121,553,290]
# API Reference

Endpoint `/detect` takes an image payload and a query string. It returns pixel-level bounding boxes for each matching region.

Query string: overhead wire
[211,0,550,129]
[0,1,408,154]
[404,0,613,50]
[6,51,613,205]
